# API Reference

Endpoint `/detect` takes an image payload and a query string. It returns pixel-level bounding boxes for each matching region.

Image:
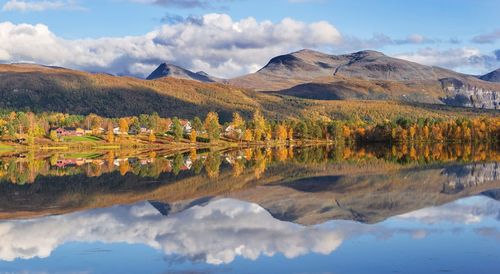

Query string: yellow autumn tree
[422,125,430,140]
[342,126,351,140]
[287,127,294,141]
[204,112,220,142]
[275,124,287,142]
[106,124,114,143]
[119,118,129,134]
[190,129,197,143]
[253,110,266,142]
[409,125,416,141]
[243,129,253,142]
[148,131,156,143]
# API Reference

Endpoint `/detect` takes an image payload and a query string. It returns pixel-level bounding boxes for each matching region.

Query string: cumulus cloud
[0,199,343,263]
[396,196,500,225]
[471,29,500,44]
[2,0,85,12]
[0,14,494,78]
[395,47,500,74]
[0,196,496,263]
[0,14,342,78]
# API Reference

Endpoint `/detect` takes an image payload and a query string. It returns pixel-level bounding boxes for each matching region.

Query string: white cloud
[0,199,343,263]
[0,14,494,78]
[396,196,500,225]
[0,14,342,78]
[395,47,500,74]
[0,196,495,264]
[471,29,500,44]
[2,0,85,12]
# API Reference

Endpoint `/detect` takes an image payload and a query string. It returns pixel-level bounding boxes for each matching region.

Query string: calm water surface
[0,144,498,274]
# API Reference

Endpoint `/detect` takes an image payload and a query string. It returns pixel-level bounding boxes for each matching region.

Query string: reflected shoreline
[0,144,498,223]
[1,142,498,185]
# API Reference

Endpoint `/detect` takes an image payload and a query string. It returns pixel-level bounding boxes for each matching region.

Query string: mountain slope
[147,63,220,82]
[480,68,500,82]
[229,49,500,109]
[0,63,496,122]
[0,63,255,120]
[230,49,451,90]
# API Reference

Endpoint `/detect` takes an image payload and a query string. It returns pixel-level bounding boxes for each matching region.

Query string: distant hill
[0,63,255,120]
[480,68,500,82]
[147,63,220,83]
[229,49,500,109]
[0,62,497,122]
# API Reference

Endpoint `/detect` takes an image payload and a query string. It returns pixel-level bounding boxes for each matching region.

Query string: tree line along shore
[0,109,498,150]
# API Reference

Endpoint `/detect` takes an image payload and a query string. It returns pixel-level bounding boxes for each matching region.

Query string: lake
[0,144,499,274]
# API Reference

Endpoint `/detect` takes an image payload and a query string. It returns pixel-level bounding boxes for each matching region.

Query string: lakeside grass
[62,136,102,142]
[62,152,102,159]
[0,144,14,150]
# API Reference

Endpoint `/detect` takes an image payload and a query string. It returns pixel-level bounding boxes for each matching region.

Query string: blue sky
[0,0,499,77]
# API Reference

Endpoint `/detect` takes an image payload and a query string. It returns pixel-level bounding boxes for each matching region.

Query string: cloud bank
[0,199,343,263]
[2,0,85,12]
[0,14,342,78]
[0,196,497,264]
[395,47,500,75]
[0,13,497,78]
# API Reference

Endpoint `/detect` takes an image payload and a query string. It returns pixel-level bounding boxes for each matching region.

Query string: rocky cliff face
[442,162,499,194]
[440,78,499,109]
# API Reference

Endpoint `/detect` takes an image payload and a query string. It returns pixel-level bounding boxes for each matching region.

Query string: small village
[50,118,192,138]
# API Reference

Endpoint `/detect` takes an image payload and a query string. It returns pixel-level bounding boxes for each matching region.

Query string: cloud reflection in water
[0,196,498,264]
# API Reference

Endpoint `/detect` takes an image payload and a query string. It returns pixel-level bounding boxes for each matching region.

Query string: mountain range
[149,49,499,109]
[0,49,498,120]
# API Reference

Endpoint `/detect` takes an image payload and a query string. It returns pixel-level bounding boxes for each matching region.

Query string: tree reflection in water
[0,143,497,185]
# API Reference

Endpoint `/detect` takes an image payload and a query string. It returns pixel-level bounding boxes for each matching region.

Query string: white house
[113,127,128,135]
[180,120,192,133]
[225,125,242,138]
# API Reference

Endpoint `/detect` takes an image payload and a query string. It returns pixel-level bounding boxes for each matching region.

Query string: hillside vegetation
[0,64,497,123]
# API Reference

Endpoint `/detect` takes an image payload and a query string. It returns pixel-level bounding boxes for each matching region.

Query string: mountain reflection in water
[0,144,498,273]
[0,196,498,272]
[0,144,498,221]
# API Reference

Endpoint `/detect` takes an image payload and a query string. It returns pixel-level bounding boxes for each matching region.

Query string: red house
[54,127,84,137]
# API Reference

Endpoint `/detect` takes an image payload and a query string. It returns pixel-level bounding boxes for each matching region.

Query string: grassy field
[62,136,102,142]
[64,152,103,159]
[0,143,14,150]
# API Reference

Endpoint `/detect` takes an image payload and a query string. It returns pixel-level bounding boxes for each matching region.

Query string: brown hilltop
[0,56,497,122]
[228,49,500,109]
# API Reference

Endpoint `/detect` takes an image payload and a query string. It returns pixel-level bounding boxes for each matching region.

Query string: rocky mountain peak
[146,63,217,83]
[480,68,500,82]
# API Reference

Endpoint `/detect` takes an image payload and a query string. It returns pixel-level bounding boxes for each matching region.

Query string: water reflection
[0,144,499,221]
[0,199,341,263]
[0,143,497,185]
[0,144,499,273]
[0,196,498,265]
